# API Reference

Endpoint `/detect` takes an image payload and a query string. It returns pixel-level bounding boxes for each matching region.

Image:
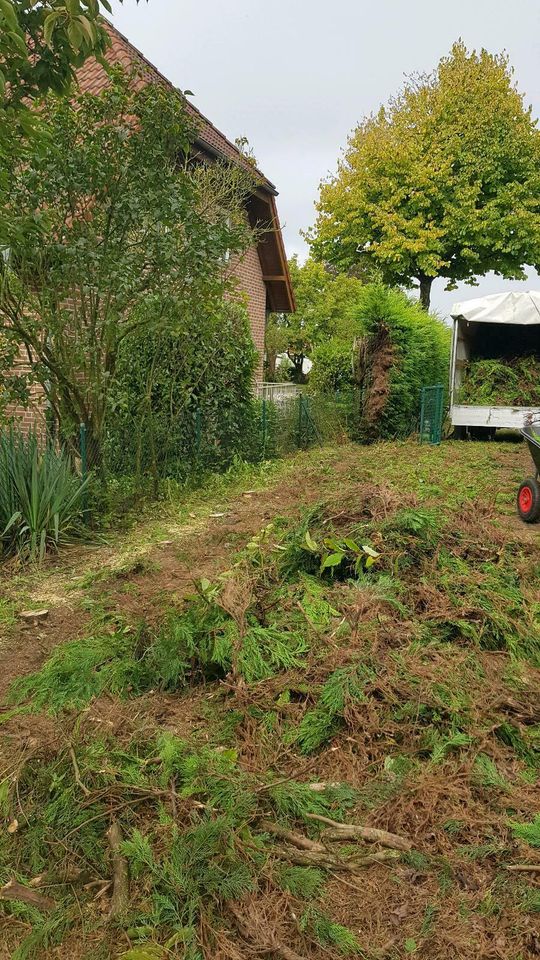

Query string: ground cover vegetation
[1,439,539,959]
[460,356,540,407]
[308,42,540,310]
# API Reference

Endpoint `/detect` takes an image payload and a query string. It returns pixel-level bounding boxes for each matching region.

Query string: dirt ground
[1,438,539,960]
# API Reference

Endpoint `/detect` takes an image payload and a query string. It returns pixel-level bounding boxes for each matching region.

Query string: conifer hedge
[311,285,451,441]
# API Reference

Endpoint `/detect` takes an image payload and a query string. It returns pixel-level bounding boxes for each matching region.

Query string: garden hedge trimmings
[459,355,540,407]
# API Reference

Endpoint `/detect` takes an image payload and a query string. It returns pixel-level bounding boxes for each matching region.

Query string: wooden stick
[0,880,57,912]
[260,821,326,853]
[106,821,129,921]
[274,845,398,873]
[305,813,412,852]
[69,746,91,798]
[505,863,540,872]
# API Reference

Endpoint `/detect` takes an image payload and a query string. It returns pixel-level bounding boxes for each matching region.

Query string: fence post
[194,407,202,463]
[79,423,88,514]
[261,398,267,459]
[297,394,304,448]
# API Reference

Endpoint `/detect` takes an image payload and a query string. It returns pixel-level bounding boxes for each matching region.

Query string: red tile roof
[77,22,276,193]
[75,21,294,314]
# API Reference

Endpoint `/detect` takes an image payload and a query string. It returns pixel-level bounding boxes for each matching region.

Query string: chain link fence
[2,383,443,531]
[73,392,353,519]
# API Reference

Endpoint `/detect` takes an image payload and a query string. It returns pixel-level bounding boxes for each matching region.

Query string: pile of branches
[459,355,540,407]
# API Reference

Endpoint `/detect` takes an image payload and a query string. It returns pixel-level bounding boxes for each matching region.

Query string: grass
[1,438,539,960]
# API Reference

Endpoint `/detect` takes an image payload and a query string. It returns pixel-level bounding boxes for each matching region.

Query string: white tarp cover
[451,291,540,325]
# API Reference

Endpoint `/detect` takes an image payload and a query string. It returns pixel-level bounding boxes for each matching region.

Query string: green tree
[309,42,540,310]
[0,0,143,106]
[0,73,254,461]
[272,256,365,382]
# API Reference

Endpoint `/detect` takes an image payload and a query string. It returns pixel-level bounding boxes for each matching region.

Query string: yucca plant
[0,428,88,562]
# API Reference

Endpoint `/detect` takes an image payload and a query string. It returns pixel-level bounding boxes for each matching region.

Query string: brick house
[5,22,294,431]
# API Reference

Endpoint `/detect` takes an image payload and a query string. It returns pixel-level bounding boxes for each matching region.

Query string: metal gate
[420,384,444,445]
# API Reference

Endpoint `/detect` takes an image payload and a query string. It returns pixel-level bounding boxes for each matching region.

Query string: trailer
[450,291,540,436]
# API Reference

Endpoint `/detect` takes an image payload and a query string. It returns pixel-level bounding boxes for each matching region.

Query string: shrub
[310,337,356,395]
[354,286,451,440]
[310,285,451,441]
[0,429,87,562]
[103,301,258,482]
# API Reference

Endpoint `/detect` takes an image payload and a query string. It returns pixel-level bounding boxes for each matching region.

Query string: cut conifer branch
[305,813,413,851]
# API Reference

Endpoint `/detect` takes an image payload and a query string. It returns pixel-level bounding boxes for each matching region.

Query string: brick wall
[4,344,47,436]
[232,243,267,382]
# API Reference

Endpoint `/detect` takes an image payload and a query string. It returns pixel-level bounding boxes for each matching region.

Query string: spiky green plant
[299,907,364,955]
[0,428,88,561]
[293,663,375,754]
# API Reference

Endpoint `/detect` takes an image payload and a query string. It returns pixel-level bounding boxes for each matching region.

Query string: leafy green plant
[473,754,511,791]
[302,528,380,578]
[276,866,326,899]
[0,429,88,561]
[293,663,375,753]
[299,907,363,955]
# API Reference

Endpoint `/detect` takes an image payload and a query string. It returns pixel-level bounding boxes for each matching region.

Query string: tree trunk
[266,350,277,381]
[418,276,433,311]
[287,352,306,384]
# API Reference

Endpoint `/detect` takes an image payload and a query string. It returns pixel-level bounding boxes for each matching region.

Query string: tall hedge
[311,285,451,440]
[356,286,450,440]
[103,301,257,481]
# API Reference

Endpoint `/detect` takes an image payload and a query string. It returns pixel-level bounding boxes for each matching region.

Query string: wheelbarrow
[518,418,540,522]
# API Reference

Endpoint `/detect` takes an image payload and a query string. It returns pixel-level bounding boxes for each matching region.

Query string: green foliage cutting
[460,356,540,407]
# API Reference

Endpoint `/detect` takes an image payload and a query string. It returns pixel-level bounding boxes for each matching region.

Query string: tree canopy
[0,73,254,459]
[309,41,540,310]
[267,256,365,381]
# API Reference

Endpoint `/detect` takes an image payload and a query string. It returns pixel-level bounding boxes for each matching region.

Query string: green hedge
[103,301,258,482]
[310,285,451,441]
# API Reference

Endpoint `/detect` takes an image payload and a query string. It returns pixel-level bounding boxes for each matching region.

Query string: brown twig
[273,844,398,873]
[0,880,57,912]
[305,813,412,852]
[259,821,325,852]
[505,864,540,873]
[69,746,91,798]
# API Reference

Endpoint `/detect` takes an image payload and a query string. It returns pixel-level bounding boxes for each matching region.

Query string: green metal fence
[76,392,351,517]
[419,384,445,445]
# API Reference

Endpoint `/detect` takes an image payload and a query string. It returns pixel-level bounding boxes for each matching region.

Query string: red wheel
[517,478,540,523]
[519,485,533,512]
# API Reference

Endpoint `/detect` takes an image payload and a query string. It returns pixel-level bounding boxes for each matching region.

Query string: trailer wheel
[517,478,540,523]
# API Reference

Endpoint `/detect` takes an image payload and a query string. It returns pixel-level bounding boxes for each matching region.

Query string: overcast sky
[110,0,540,319]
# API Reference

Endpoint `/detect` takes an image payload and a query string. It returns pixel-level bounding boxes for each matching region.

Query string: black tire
[517,477,540,523]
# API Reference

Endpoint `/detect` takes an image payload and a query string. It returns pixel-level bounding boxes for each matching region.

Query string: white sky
[110,0,540,319]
